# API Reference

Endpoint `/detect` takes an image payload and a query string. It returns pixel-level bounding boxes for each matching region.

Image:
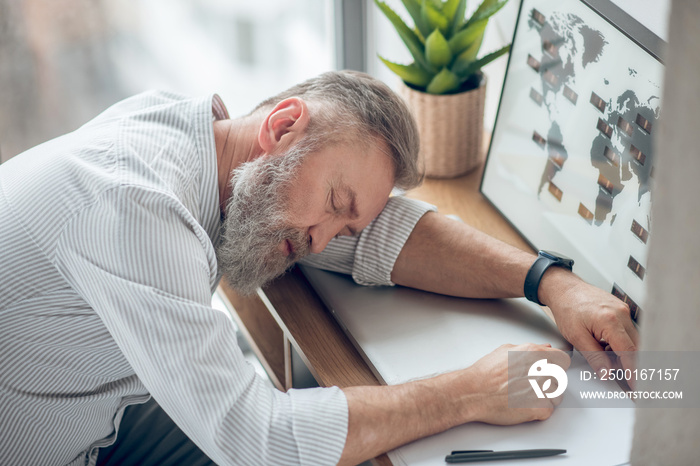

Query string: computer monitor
[481,0,665,323]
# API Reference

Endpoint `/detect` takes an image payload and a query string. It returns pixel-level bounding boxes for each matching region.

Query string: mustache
[276,225,311,262]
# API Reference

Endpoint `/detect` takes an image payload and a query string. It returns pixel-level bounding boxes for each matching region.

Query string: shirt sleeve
[300,195,437,286]
[54,185,348,466]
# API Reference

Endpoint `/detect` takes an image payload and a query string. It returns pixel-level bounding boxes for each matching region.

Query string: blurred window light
[1,0,334,161]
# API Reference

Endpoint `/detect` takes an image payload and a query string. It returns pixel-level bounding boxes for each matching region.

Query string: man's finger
[626,319,640,347]
[606,326,637,352]
[573,333,611,375]
[550,392,565,407]
[602,323,637,389]
[540,346,572,370]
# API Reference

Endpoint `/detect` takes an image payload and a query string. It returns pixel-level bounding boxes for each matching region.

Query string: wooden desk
[219,165,534,465]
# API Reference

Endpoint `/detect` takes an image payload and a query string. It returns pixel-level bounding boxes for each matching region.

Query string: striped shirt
[0,91,434,465]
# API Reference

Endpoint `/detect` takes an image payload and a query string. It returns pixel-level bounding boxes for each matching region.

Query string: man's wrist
[537,266,580,309]
[432,368,486,425]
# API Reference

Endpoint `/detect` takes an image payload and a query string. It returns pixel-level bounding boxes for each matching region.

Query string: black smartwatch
[524,250,574,306]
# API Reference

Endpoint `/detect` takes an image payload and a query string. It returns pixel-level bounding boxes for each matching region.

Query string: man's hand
[339,343,570,465]
[461,343,571,425]
[538,267,639,375]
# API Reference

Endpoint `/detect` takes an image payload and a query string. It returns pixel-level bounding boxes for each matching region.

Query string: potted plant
[375,0,511,177]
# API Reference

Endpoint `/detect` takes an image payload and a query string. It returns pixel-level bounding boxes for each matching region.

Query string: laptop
[299,264,569,385]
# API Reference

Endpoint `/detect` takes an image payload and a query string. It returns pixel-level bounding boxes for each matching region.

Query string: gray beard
[215,147,311,296]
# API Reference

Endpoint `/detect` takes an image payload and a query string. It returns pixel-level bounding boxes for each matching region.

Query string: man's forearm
[338,371,477,465]
[391,211,539,298]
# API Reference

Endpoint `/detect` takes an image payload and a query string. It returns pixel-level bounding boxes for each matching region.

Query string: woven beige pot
[398,74,487,178]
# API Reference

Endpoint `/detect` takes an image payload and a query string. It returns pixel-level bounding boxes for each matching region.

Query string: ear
[257,97,310,155]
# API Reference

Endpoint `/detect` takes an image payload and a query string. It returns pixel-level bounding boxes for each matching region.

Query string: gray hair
[253,70,423,190]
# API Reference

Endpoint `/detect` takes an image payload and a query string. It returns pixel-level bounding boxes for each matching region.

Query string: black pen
[445,449,566,463]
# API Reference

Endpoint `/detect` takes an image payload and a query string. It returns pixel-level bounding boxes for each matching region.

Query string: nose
[308,218,346,254]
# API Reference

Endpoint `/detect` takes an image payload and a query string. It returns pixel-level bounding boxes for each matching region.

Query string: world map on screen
[529,10,659,228]
[476,2,667,322]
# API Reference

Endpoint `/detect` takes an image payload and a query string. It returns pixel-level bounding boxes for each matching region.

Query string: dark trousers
[97,398,216,466]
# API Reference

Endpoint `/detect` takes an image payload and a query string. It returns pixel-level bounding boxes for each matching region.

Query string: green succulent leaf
[378,56,433,87]
[442,0,461,23]
[448,18,488,55]
[375,0,510,94]
[413,26,426,43]
[425,29,453,68]
[427,67,460,94]
[375,0,435,73]
[451,29,485,74]
[421,1,450,35]
[401,0,431,38]
[453,43,511,79]
[466,0,509,27]
[448,0,467,36]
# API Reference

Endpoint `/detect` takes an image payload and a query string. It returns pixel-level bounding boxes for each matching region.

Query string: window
[0,0,334,161]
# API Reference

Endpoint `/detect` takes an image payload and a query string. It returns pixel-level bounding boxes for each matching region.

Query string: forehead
[329,140,393,188]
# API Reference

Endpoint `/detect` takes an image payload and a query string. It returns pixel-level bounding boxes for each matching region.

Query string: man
[0,71,637,465]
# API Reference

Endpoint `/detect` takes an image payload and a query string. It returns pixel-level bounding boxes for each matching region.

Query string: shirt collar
[194,93,229,248]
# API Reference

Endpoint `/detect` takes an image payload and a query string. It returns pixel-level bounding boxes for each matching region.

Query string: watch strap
[524,252,574,306]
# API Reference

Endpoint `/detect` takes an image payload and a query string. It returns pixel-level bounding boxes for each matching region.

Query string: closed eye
[330,189,347,216]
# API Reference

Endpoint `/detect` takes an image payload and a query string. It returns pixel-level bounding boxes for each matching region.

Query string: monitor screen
[480,0,665,322]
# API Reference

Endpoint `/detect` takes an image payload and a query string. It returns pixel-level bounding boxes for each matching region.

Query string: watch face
[541,250,574,265]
